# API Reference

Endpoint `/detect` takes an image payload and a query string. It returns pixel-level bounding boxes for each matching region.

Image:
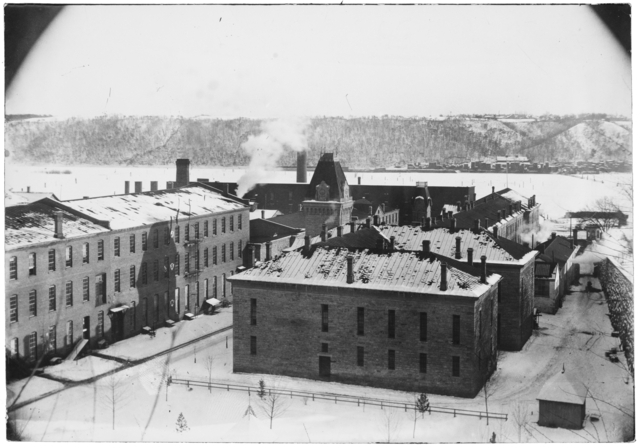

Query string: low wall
[598,257,634,377]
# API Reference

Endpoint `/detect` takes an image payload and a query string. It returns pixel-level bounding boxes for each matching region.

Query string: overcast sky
[5,5,631,119]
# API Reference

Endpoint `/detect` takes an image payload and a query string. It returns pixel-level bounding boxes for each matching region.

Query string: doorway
[319,356,331,378]
[83,316,90,340]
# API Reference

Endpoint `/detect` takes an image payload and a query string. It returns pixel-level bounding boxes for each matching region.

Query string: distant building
[5,188,60,206]
[230,244,501,398]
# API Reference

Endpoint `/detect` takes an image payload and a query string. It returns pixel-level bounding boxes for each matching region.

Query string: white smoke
[236,117,310,198]
[519,218,554,248]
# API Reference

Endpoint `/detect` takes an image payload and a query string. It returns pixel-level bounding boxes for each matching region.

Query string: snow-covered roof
[231,246,500,298]
[64,186,247,230]
[5,190,60,206]
[249,209,281,221]
[537,371,588,405]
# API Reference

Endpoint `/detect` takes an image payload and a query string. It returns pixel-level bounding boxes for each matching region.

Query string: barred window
[142,232,148,251]
[222,217,226,233]
[204,221,209,237]
[420,312,427,342]
[49,285,56,311]
[388,350,396,370]
[185,224,190,242]
[66,321,73,347]
[388,310,396,339]
[142,262,148,285]
[195,223,200,239]
[9,256,17,279]
[357,307,364,336]
[321,304,329,332]
[230,216,234,232]
[49,249,56,271]
[83,277,90,302]
[238,214,243,230]
[97,240,104,260]
[175,253,180,276]
[175,226,180,243]
[195,250,200,271]
[66,246,73,267]
[130,234,136,253]
[250,298,257,326]
[114,269,121,292]
[213,246,218,265]
[29,332,37,363]
[29,290,37,317]
[238,240,243,258]
[230,242,234,261]
[154,260,159,281]
[65,281,73,307]
[114,237,120,257]
[98,311,104,338]
[185,253,190,274]
[10,295,18,323]
[222,244,226,263]
[250,336,257,355]
[212,219,217,235]
[204,248,209,267]
[82,243,89,264]
[452,356,460,377]
[28,252,37,276]
[129,265,136,288]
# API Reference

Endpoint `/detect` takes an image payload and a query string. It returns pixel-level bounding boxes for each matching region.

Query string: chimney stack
[467,248,474,265]
[389,236,396,251]
[296,151,308,183]
[247,245,255,268]
[27,186,30,193]
[492,186,495,196]
[440,262,448,291]
[456,201,461,212]
[150,181,158,191]
[337,225,343,237]
[368,206,373,216]
[299,204,303,212]
[125,181,130,194]
[448,211,453,220]
[304,235,311,251]
[175,159,190,188]
[346,255,354,284]
[358,176,361,185]
[376,237,384,251]
[450,218,456,231]
[497,211,502,221]
[54,211,64,239]
[134,181,143,193]
[484,218,489,229]
[572,229,578,244]
[265,241,272,261]
[455,236,462,259]
[493,226,498,238]
[481,255,487,283]
[551,232,557,240]
[373,215,380,226]
[261,210,265,219]
[422,240,431,255]
[366,216,372,228]
[321,224,327,242]
[350,217,357,233]
[474,219,480,232]
[425,217,432,230]
[508,204,513,216]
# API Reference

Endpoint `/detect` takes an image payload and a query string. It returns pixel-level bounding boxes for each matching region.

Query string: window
[222,244,226,263]
[195,250,200,271]
[222,274,226,297]
[154,294,159,322]
[142,232,148,251]
[114,237,120,257]
[230,216,234,232]
[222,217,226,233]
[49,249,56,271]
[185,253,190,274]
[49,286,56,311]
[204,221,209,237]
[230,242,234,261]
[357,307,364,335]
[213,219,217,235]
[129,265,136,288]
[535,280,550,297]
[130,234,136,253]
[204,248,209,267]
[213,246,218,265]
[114,269,121,292]
[321,343,329,353]
[238,240,243,258]
[96,273,106,304]
[250,336,257,355]
[194,223,199,239]
[321,304,329,332]
[28,290,37,317]
[67,320,73,347]
[250,298,257,325]
[175,254,180,276]
[175,226,180,243]
[388,310,396,339]
[420,353,427,373]
[388,350,396,370]
[9,295,18,323]
[142,262,148,285]
[10,338,18,358]
[238,214,243,230]
[452,356,460,377]
[164,256,170,278]
[82,243,89,264]
[98,311,104,338]
[65,246,73,267]
[357,346,364,366]
[213,276,218,298]
[204,279,209,299]
[66,281,73,307]
[185,285,190,309]
[98,240,104,260]
[452,315,460,345]
[185,224,190,242]
[195,282,200,308]
[28,252,37,276]
[154,260,159,281]
[420,312,427,342]
[83,277,90,302]
[163,228,169,246]
[48,325,56,353]
[29,332,37,363]
[9,256,17,279]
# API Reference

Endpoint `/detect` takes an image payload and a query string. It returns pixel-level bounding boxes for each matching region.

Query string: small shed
[537,371,588,429]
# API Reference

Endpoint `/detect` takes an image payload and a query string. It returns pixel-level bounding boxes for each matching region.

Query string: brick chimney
[346,255,354,284]
[350,217,357,233]
[508,204,513,215]
[265,241,272,261]
[54,211,64,239]
[321,224,327,242]
[455,236,462,259]
[425,217,432,230]
[572,229,578,244]
[481,255,487,283]
[247,245,255,268]
[497,211,502,221]
[467,248,474,265]
[493,226,498,238]
[484,218,489,229]
[389,236,396,251]
[27,186,31,193]
[551,232,557,240]
[474,219,480,232]
[456,201,461,212]
[448,211,453,220]
[440,262,448,291]
[358,176,361,185]
[261,210,265,219]
[422,240,431,255]
[176,159,190,187]
[304,235,311,251]
[125,181,130,194]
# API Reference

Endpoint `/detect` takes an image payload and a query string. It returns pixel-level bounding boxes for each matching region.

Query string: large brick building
[317,223,537,351]
[6,185,249,369]
[230,245,502,398]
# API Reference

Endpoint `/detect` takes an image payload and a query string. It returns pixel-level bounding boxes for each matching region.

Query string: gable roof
[537,371,587,405]
[231,246,499,298]
[306,153,349,200]
[535,261,557,277]
[535,236,576,264]
[450,196,516,229]
[427,186,475,218]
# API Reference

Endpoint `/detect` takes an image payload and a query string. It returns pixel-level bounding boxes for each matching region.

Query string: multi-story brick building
[317,222,537,351]
[230,245,502,398]
[6,185,249,369]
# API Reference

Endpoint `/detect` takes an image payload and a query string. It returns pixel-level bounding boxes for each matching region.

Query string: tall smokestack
[455,236,462,259]
[297,151,307,183]
[54,211,64,239]
[304,235,311,251]
[125,181,130,194]
[346,255,354,284]
[150,181,158,191]
[467,248,474,265]
[422,240,431,255]
[135,181,142,193]
[481,255,487,283]
[176,159,190,187]
[440,262,448,291]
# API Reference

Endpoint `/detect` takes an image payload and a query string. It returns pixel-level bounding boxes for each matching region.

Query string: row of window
[9,239,244,280]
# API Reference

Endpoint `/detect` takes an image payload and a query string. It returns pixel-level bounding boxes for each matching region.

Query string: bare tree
[205,354,215,392]
[257,388,290,430]
[510,402,530,443]
[100,374,130,430]
[577,196,625,234]
[378,407,400,443]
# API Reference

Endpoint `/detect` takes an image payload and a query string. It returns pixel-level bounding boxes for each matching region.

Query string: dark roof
[535,236,576,263]
[317,225,533,262]
[268,211,306,230]
[569,211,628,220]
[450,196,516,229]
[306,153,349,200]
[535,261,557,277]
[427,186,475,218]
[230,246,499,298]
[249,218,302,243]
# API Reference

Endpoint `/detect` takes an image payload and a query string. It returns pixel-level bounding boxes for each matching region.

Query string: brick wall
[232,281,498,398]
[598,257,634,376]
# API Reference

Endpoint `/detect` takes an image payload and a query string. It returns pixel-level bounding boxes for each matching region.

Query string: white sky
[5,4,632,118]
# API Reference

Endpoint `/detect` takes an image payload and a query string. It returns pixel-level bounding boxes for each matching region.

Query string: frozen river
[5,163,632,220]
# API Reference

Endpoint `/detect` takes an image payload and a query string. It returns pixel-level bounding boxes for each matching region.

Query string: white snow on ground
[9,257,634,442]
[6,376,65,408]
[99,308,232,361]
[43,356,123,383]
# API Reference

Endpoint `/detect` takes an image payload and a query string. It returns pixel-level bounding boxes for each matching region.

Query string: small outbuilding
[537,371,588,429]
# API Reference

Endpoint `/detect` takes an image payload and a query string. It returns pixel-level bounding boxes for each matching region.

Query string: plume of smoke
[236,118,310,198]
[519,218,554,247]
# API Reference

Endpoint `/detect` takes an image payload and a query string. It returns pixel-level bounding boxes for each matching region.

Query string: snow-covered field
[43,356,122,382]
[5,164,632,221]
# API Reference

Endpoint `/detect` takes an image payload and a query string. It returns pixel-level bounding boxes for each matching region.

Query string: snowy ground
[9,256,633,442]
[43,356,122,382]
